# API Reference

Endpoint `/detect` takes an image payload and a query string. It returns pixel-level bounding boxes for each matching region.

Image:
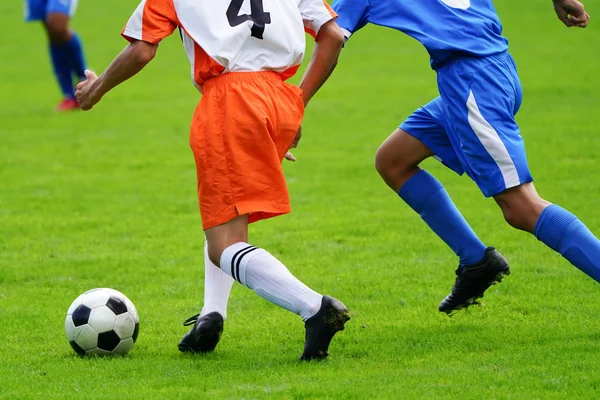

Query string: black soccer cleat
[439,247,510,315]
[178,312,224,353]
[300,296,350,361]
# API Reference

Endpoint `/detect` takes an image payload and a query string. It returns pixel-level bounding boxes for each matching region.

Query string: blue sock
[534,204,600,282]
[64,33,87,79]
[49,43,74,98]
[398,170,487,265]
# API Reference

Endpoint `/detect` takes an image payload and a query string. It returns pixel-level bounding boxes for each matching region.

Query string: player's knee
[374,146,387,176]
[45,16,71,43]
[375,144,416,191]
[375,144,407,179]
[496,184,550,232]
[499,198,546,232]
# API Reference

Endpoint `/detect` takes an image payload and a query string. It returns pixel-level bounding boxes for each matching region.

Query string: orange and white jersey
[122,0,336,88]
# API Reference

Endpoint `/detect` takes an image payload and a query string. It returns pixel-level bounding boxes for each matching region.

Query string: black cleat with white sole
[178,312,224,353]
[439,247,510,314]
[300,296,350,361]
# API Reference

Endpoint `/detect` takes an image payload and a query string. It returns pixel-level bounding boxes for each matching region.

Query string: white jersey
[122,0,336,87]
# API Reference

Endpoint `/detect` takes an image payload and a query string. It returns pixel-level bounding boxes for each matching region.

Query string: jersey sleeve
[121,0,178,44]
[330,0,369,39]
[298,0,338,39]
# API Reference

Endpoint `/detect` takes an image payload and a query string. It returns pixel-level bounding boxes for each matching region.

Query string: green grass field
[2,0,600,398]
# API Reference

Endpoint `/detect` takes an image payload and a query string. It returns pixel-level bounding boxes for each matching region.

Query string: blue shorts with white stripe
[24,0,78,22]
[400,51,533,197]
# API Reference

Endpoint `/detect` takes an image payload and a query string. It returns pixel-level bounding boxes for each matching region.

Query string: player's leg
[435,53,543,312]
[199,214,348,361]
[43,0,87,110]
[376,117,487,267]
[495,182,600,282]
[52,0,87,81]
[377,102,503,313]
[375,127,431,191]
[177,240,235,353]
[204,215,324,323]
[25,0,73,108]
[200,240,234,320]
[44,13,77,109]
[178,216,248,354]
[493,183,549,232]
[180,74,349,359]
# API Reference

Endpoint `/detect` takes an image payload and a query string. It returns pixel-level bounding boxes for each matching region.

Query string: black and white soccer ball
[65,288,140,356]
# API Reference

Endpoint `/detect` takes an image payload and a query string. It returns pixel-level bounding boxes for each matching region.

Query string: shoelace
[183,314,200,326]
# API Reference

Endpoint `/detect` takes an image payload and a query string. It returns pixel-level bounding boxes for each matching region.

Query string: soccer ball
[65,288,140,356]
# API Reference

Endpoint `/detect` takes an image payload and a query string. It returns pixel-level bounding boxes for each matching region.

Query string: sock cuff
[220,242,262,284]
[398,170,444,213]
[534,204,578,249]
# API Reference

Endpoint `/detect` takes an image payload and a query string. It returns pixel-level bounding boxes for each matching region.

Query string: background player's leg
[52,0,87,81]
[200,241,234,319]
[376,127,487,266]
[205,215,323,321]
[64,31,86,81]
[44,0,87,110]
[495,183,600,282]
[44,13,75,104]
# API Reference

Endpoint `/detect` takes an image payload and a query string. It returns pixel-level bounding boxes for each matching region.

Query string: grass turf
[1,0,600,398]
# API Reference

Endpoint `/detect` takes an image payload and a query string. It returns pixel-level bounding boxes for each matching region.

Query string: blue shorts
[24,0,78,21]
[400,51,533,197]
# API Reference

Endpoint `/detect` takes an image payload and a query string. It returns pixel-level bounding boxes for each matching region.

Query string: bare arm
[553,0,590,27]
[76,40,158,110]
[299,20,345,107]
[284,21,344,161]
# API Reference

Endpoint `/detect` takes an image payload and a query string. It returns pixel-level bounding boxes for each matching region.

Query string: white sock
[220,242,323,321]
[200,241,234,319]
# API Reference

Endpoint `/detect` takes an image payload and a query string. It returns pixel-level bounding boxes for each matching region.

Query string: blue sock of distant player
[398,170,487,266]
[64,33,87,79]
[49,42,74,98]
[535,204,600,282]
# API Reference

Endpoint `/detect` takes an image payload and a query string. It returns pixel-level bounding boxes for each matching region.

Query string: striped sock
[220,242,322,321]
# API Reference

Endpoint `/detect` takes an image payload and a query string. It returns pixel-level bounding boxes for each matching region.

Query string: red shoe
[55,98,80,111]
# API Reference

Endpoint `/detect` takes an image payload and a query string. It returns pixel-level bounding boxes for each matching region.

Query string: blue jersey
[331,0,509,70]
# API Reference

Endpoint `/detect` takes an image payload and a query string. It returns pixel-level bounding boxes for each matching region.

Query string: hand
[75,70,102,110]
[285,125,302,162]
[553,0,590,27]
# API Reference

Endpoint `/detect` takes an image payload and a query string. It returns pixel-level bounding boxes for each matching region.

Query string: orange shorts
[190,72,304,230]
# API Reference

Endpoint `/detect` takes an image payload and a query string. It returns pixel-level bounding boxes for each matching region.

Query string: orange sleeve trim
[323,0,337,18]
[141,0,179,43]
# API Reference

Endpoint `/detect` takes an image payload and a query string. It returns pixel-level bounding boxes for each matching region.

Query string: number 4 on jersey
[227,0,272,39]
